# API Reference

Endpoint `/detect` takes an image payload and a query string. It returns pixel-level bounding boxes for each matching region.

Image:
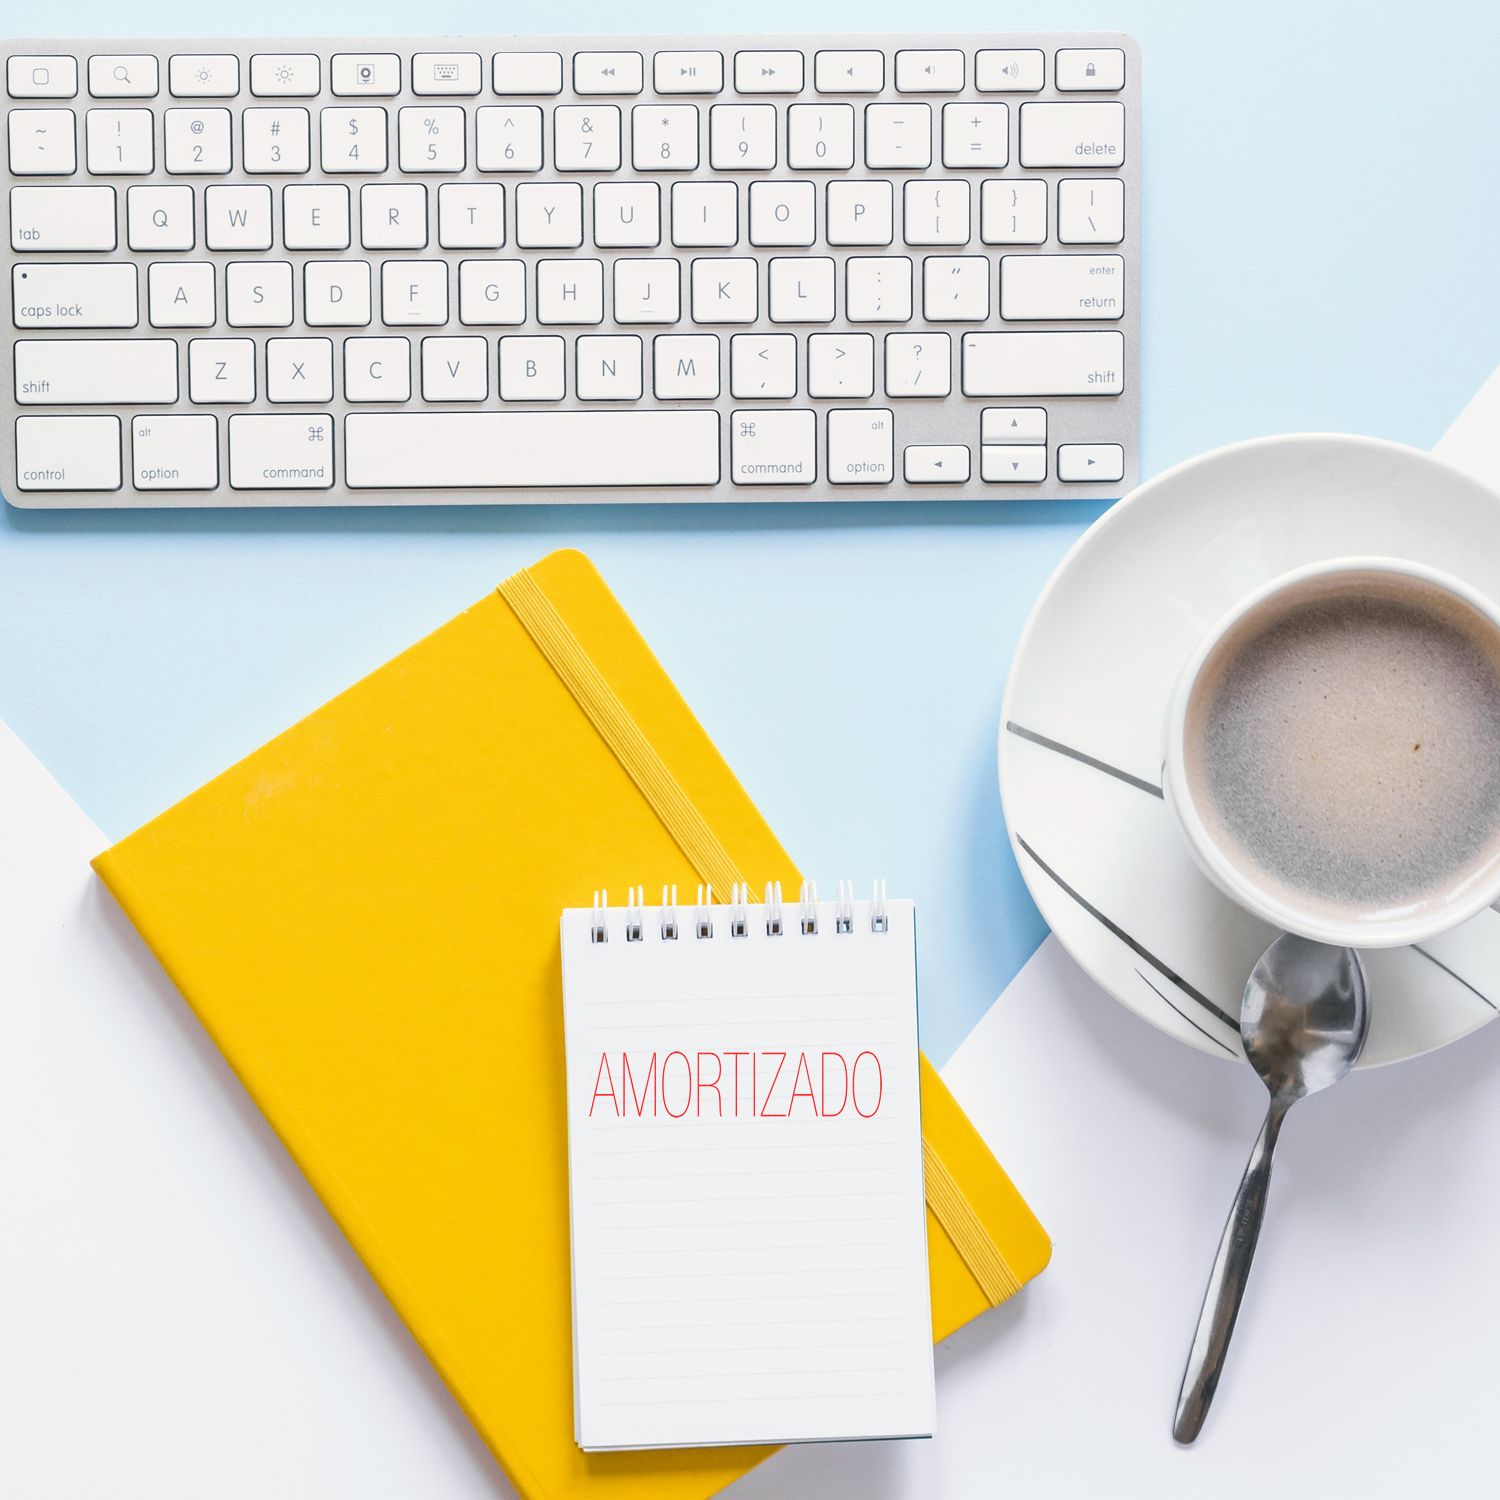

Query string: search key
[88,54,160,98]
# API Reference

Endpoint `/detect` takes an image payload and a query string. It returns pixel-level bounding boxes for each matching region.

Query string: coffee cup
[1163,556,1500,948]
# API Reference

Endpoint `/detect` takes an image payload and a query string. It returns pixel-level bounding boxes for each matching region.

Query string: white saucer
[999,433,1500,1066]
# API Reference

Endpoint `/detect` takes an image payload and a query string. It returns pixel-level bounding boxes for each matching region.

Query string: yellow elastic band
[502,563,1018,1306]
[923,1138,1021,1305]
[498,567,749,897]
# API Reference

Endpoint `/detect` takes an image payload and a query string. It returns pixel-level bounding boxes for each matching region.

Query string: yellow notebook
[93,549,1048,1499]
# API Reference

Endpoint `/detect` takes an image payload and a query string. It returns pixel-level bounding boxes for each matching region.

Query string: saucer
[998,433,1500,1066]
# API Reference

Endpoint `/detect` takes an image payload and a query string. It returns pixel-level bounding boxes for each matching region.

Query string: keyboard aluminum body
[3,33,1140,508]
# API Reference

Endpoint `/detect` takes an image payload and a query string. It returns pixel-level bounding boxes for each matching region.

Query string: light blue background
[3,0,1496,1063]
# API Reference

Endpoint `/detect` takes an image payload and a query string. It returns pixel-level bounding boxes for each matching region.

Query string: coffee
[1184,571,1500,927]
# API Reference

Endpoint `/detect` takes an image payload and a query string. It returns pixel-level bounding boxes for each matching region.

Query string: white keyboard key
[942,103,1008,169]
[655,52,723,94]
[283,183,351,249]
[344,410,720,488]
[11,184,116,250]
[613,258,680,323]
[903,444,969,483]
[189,338,255,403]
[654,334,720,398]
[331,54,401,97]
[344,337,410,401]
[127,184,192,249]
[769,256,834,322]
[982,444,1047,482]
[164,108,231,173]
[962,330,1126,395]
[412,53,482,97]
[865,105,931,169]
[304,260,371,325]
[980,179,1047,244]
[243,107,310,173]
[845,256,912,322]
[380,260,447,324]
[9,56,78,99]
[250,54,320,97]
[574,52,643,95]
[788,104,854,170]
[499,335,566,399]
[421,335,489,400]
[1058,177,1125,244]
[228,413,335,490]
[169,55,240,99]
[476,107,543,171]
[749,181,815,246]
[826,181,893,246]
[16,415,120,491]
[321,107,388,173]
[88,56,158,99]
[11,263,136,328]
[132,414,218,489]
[808,333,874,398]
[493,52,563,96]
[895,50,963,93]
[205,184,273,250]
[1056,49,1126,92]
[536,257,604,324]
[15,338,177,403]
[731,333,797,398]
[1019,101,1126,168]
[148,262,215,326]
[731,409,815,485]
[1058,442,1125,481]
[9,109,76,174]
[814,51,883,94]
[361,183,427,248]
[923,255,990,321]
[576,334,643,400]
[457,259,526,325]
[400,105,466,172]
[734,52,804,94]
[632,105,699,171]
[438,183,505,248]
[903,181,970,245]
[709,105,777,170]
[515,182,583,247]
[827,407,894,484]
[669,182,735,247]
[982,406,1047,443]
[227,260,294,326]
[975,49,1044,92]
[85,108,154,173]
[1001,254,1124,320]
[596,182,661,247]
[555,106,621,172]
[885,332,950,397]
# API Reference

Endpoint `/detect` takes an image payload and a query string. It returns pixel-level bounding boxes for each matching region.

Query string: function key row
[7,48,1127,101]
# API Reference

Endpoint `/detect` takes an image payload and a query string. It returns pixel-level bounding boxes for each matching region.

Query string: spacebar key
[344,411,721,489]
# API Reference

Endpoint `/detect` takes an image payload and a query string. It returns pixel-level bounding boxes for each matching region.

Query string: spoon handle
[1172,1099,1289,1444]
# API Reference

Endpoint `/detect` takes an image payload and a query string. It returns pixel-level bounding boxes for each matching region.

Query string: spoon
[1172,932,1369,1444]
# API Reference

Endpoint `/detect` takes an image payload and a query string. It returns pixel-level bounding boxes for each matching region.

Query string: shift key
[228,414,335,490]
[962,331,1124,396]
[15,339,176,403]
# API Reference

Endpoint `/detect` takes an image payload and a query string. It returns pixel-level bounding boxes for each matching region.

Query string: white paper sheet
[560,897,935,1451]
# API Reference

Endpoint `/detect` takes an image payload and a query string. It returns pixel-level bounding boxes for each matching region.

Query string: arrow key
[981,406,1047,444]
[904,444,970,484]
[981,445,1047,484]
[1058,443,1124,482]
[814,50,884,93]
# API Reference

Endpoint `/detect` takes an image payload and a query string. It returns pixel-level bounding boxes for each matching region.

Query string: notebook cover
[92,549,1049,1499]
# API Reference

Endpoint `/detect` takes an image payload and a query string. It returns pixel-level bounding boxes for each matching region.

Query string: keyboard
[2,33,1140,508]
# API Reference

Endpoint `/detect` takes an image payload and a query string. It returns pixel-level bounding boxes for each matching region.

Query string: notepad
[561,886,936,1453]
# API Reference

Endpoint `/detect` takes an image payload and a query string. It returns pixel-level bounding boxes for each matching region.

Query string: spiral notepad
[560,881,935,1453]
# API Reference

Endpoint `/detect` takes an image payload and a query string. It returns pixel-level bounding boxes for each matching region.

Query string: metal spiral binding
[589,880,891,941]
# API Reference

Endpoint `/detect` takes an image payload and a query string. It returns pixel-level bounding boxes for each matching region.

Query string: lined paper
[560,897,934,1451]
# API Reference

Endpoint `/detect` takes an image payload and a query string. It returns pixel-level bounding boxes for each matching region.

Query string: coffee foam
[1184,572,1500,926]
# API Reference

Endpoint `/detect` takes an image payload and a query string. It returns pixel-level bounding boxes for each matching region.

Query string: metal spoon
[1172,933,1369,1444]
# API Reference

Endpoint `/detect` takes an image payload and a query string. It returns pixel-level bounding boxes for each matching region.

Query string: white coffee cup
[1163,555,1500,948]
